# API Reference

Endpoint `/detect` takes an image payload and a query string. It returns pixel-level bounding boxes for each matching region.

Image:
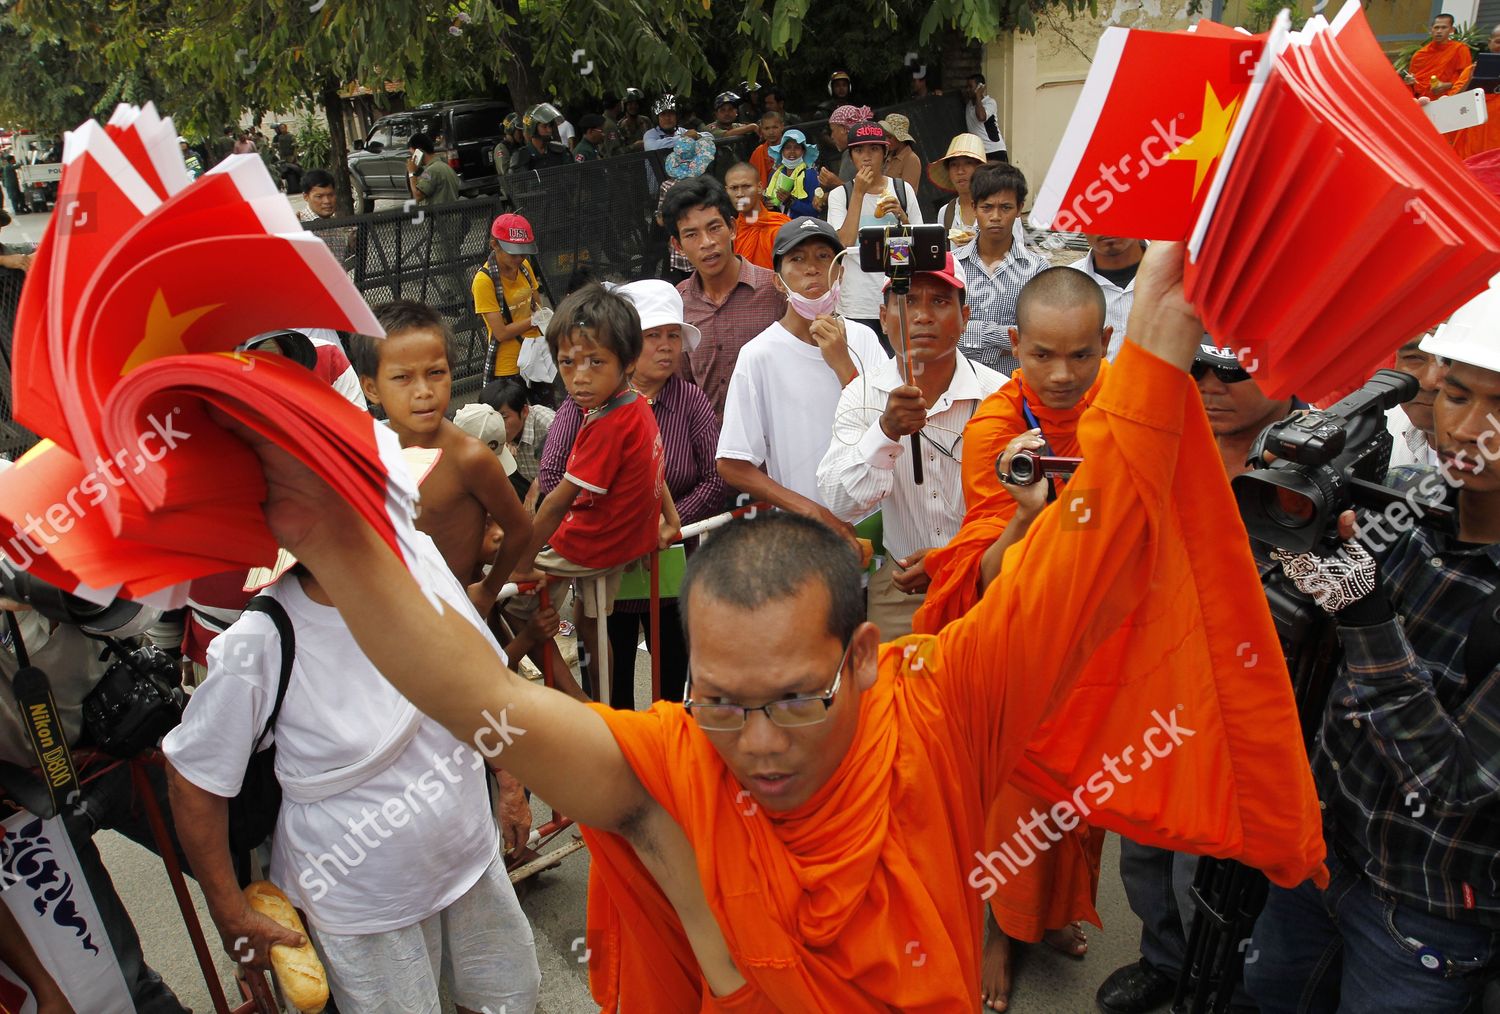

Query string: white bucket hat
[617,279,702,351]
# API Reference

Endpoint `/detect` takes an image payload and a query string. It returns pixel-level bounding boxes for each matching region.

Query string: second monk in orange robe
[916,266,1114,1011]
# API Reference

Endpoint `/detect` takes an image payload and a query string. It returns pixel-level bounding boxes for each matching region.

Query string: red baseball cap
[490,213,538,254]
[882,252,967,292]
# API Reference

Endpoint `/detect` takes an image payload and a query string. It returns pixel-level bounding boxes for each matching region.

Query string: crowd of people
[3,23,1500,1014]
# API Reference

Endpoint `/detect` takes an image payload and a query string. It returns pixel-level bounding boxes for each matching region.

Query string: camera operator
[1244,294,1500,1011]
[0,564,190,1013]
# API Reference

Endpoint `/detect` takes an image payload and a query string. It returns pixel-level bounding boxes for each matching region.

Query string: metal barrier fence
[301,96,974,396]
[0,265,37,459]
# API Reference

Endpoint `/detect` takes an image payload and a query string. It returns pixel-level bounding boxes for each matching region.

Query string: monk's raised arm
[937,241,1205,773]
[242,432,655,835]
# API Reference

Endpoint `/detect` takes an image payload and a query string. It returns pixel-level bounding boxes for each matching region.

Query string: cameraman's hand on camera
[997,429,1049,519]
[1271,510,1381,615]
[216,902,304,976]
[1123,241,1201,372]
[810,314,858,387]
[880,385,928,440]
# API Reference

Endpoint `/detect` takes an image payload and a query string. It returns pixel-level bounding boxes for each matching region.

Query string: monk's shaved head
[1015,266,1107,333]
[680,514,865,651]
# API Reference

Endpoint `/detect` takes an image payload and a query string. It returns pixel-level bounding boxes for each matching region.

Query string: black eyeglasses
[683,641,851,732]
[1191,361,1252,384]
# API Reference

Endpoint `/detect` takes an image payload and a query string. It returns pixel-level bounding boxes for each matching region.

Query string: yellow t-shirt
[472,261,542,377]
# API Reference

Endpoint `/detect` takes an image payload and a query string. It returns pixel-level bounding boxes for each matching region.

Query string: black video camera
[858,224,947,285]
[1232,369,1452,553]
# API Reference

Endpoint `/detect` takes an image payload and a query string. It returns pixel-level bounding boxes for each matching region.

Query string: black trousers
[603,599,687,710]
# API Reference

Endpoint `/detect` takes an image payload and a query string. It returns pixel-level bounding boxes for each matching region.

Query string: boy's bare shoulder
[438,420,501,472]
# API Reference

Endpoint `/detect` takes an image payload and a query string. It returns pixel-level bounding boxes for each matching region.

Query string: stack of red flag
[1031,1,1500,402]
[0,104,427,607]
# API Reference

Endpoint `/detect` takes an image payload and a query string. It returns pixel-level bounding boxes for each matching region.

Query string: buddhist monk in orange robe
[1453,26,1500,158]
[726,162,790,271]
[248,242,1327,1013]
[1404,14,1475,100]
[915,267,1114,1011]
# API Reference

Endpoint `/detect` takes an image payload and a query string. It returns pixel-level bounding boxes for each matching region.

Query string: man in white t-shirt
[717,217,888,548]
[164,533,540,1014]
[827,120,925,356]
[964,74,1007,161]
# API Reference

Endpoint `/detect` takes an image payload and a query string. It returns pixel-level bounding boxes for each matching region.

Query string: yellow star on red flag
[121,290,222,375]
[1168,81,1242,198]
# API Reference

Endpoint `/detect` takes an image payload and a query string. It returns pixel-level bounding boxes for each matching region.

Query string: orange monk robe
[578,344,1328,1013]
[913,364,1109,634]
[750,142,774,188]
[914,365,1109,943]
[733,209,791,271]
[1408,40,1475,100]
[1453,92,1500,158]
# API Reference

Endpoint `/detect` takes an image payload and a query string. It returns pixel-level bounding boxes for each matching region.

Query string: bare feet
[980,930,1011,1011]
[1042,921,1090,958]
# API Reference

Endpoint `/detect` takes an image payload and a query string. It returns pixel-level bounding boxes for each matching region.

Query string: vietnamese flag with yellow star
[1030,26,1262,239]
[0,103,433,606]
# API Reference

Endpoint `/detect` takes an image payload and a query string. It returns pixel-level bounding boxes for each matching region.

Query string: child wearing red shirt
[515,285,680,700]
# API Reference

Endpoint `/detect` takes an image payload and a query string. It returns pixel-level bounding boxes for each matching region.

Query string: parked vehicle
[12,134,60,212]
[346,100,510,212]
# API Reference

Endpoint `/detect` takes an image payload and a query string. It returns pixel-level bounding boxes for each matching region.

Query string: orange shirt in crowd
[733,208,791,271]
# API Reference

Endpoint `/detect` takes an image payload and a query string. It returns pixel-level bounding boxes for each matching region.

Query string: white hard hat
[1421,273,1500,372]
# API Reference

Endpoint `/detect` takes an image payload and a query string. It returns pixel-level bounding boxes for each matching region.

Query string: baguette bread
[243,880,329,1014]
[857,538,874,570]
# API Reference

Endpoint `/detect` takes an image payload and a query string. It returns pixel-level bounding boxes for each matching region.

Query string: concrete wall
[987,0,1437,208]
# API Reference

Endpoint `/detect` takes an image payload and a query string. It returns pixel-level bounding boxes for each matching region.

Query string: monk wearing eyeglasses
[231,241,1326,1012]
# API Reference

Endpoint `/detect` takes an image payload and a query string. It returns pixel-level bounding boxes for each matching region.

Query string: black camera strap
[0,610,80,818]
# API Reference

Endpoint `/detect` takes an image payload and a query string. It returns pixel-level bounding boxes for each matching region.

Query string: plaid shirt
[677,257,786,422]
[1317,500,1500,926]
[955,238,1046,375]
[511,403,555,483]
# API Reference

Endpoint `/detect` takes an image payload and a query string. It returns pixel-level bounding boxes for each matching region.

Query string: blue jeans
[1244,851,1500,1013]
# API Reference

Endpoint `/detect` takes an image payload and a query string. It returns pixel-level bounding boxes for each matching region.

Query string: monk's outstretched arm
[937,241,1203,777]
[236,428,655,835]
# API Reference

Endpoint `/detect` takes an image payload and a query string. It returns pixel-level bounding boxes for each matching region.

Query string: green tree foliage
[1,0,1094,204]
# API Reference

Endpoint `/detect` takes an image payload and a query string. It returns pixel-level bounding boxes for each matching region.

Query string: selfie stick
[886,234,923,486]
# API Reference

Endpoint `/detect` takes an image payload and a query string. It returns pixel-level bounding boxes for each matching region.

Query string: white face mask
[784,280,841,319]
[781,153,802,168]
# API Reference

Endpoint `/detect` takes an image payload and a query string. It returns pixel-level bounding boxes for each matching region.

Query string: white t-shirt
[966,95,1006,154]
[717,319,889,504]
[826,180,926,320]
[163,533,506,935]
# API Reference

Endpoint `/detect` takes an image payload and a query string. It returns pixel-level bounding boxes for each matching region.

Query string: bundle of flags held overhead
[1032,1,1500,402]
[0,103,426,607]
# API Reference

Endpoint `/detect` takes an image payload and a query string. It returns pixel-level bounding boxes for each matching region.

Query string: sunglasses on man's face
[1190,361,1252,384]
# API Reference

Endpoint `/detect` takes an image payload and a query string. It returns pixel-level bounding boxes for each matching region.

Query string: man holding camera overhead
[1244,284,1500,1013]
[816,254,1006,639]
